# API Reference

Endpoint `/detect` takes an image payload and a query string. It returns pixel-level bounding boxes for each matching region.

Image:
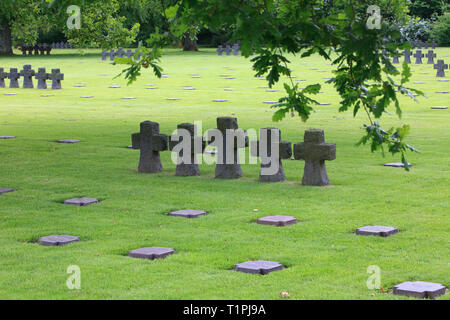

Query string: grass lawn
[0,48,448,300]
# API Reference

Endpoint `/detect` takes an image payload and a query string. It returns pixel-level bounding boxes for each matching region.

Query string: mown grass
[0,48,448,300]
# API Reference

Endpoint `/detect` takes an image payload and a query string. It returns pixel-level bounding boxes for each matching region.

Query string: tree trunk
[0,22,13,56]
[182,32,198,52]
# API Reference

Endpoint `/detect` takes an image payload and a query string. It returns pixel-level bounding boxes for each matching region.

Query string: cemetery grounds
[0,48,448,300]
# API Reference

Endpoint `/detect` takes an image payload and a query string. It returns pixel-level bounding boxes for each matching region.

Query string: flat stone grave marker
[168,210,206,218]
[438,79,449,82]
[166,98,180,101]
[64,197,98,206]
[4,93,17,96]
[266,89,279,92]
[414,82,425,84]
[435,91,449,94]
[74,84,85,87]
[356,226,398,237]
[296,79,306,81]
[58,139,80,143]
[263,101,278,104]
[384,162,412,167]
[257,216,297,227]
[234,261,283,275]
[431,106,448,109]
[393,281,446,299]
[212,99,228,102]
[80,96,94,99]
[0,188,15,195]
[37,235,80,246]
[226,77,236,79]
[41,95,54,97]
[122,97,136,100]
[0,136,16,139]
[183,87,195,90]
[109,85,120,89]
[258,86,269,89]
[128,247,174,260]
[192,76,201,78]
[224,88,237,91]
[146,87,158,90]
[319,103,331,105]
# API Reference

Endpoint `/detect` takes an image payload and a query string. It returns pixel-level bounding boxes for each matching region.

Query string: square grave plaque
[64,197,98,206]
[122,97,136,100]
[257,215,298,227]
[128,247,175,260]
[58,139,80,143]
[37,235,80,246]
[0,136,16,139]
[393,281,446,299]
[81,96,94,99]
[384,162,412,168]
[168,209,206,218]
[166,98,180,101]
[356,226,398,237]
[234,260,283,275]
[212,99,228,102]
[431,106,448,109]
[4,93,16,96]
[0,188,15,195]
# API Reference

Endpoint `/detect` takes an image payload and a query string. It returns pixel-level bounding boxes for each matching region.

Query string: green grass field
[0,48,448,300]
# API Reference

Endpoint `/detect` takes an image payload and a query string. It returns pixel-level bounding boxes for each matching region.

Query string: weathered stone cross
[250,128,292,182]
[36,68,49,89]
[20,65,35,89]
[402,49,412,64]
[109,49,115,60]
[101,50,108,61]
[116,47,125,58]
[293,129,336,186]
[169,123,205,176]
[50,69,64,89]
[414,50,424,64]
[8,68,20,88]
[138,121,168,173]
[426,50,436,64]
[434,60,448,77]
[212,117,248,179]
[0,68,7,88]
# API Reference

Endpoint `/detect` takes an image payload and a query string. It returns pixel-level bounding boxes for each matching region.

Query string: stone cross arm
[294,142,336,161]
[251,140,292,159]
[151,133,168,152]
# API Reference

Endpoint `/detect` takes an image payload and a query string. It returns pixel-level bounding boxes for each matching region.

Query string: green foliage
[430,12,450,46]
[408,0,446,19]
[116,0,421,169]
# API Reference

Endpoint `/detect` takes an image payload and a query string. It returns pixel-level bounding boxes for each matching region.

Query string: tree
[0,0,139,55]
[408,0,447,19]
[118,0,419,169]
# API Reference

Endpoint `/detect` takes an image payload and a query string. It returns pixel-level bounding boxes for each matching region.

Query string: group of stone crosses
[51,42,74,49]
[101,47,142,61]
[217,43,240,56]
[387,47,448,78]
[19,44,52,56]
[0,65,64,89]
[131,117,336,186]
[0,119,446,299]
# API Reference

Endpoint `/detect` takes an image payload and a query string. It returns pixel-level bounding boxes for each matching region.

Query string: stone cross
[109,49,115,60]
[26,46,33,56]
[45,45,51,55]
[431,42,437,49]
[217,45,223,56]
[126,49,133,58]
[116,47,125,58]
[392,53,400,64]
[403,49,412,64]
[414,50,424,64]
[426,50,436,64]
[138,121,168,173]
[212,117,248,179]
[50,69,64,89]
[20,65,35,89]
[225,45,232,56]
[250,128,292,182]
[38,45,45,55]
[0,68,7,88]
[169,123,205,176]
[36,68,49,89]
[232,43,240,56]
[293,129,336,186]
[33,44,39,56]
[416,41,423,49]
[101,50,108,61]
[424,42,429,49]
[131,132,140,149]
[434,60,448,77]
[8,68,20,88]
